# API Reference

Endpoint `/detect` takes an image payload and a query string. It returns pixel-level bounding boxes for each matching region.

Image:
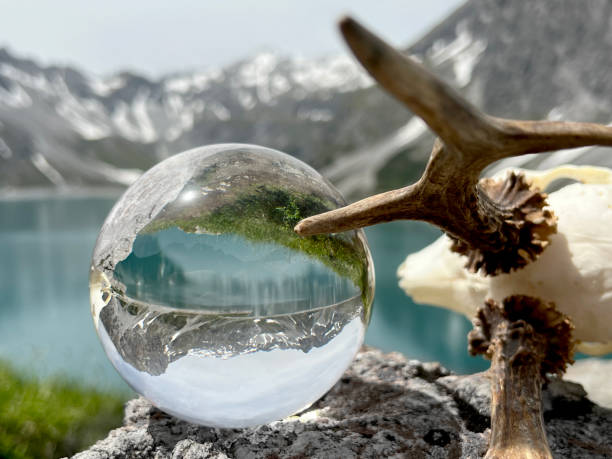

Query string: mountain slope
[0,48,407,192]
[2,0,612,197]
[328,0,612,196]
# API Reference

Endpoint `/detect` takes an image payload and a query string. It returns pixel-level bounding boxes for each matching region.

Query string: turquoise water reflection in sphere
[90,144,374,427]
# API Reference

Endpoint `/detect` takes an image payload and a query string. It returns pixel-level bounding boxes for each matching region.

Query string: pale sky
[0,1,464,78]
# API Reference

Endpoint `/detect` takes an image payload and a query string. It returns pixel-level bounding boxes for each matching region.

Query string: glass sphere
[90,144,374,428]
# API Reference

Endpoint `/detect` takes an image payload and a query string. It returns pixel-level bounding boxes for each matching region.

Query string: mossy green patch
[0,361,125,459]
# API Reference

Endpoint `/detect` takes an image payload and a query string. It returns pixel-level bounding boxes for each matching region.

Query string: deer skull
[295,16,612,458]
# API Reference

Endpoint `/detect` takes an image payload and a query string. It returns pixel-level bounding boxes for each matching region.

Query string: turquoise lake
[0,194,489,393]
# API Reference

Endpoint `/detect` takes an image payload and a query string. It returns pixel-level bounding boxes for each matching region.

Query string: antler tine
[294,182,423,236]
[339,16,612,157]
[499,119,612,155]
[338,16,503,153]
[295,140,489,240]
[296,141,461,236]
[296,16,612,274]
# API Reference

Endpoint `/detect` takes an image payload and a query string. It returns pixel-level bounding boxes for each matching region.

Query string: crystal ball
[90,144,374,428]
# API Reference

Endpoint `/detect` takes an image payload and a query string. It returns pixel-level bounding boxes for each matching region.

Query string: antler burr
[295,17,612,274]
[469,296,574,459]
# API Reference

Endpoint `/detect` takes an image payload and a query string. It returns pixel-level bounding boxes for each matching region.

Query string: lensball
[90,144,374,427]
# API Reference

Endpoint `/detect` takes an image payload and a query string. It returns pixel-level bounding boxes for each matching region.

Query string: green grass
[0,361,126,459]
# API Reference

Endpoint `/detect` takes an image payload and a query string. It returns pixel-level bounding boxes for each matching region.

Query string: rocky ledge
[73,348,612,458]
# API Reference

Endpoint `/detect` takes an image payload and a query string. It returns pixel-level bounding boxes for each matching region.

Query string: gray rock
[73,348,612,459]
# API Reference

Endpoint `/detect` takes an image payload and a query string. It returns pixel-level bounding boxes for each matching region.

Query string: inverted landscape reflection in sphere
[89,144,374,427]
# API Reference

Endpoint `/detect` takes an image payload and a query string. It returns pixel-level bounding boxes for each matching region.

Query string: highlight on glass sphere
[89,144,374,428]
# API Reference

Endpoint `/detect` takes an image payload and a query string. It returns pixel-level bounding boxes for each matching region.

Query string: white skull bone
[398,165,612,355]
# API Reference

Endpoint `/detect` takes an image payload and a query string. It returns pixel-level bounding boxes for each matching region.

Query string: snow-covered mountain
[2,0,612,197]
[0,48,403,191]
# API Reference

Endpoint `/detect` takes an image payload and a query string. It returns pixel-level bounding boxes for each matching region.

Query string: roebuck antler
[295,16,612,459]
[295,17,612,275]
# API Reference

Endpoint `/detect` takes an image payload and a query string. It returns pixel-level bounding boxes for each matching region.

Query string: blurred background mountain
[2,0,612,199]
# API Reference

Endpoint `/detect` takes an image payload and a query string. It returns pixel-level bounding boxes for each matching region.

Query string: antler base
[468,296,574,459]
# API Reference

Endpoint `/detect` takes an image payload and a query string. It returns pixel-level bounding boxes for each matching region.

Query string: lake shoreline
[0,186,125,201]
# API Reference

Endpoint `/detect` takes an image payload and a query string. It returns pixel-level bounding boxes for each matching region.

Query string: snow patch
[240,52,279,86]
[163,95,204,141]
[237,90,256,110]
[453,41,486,87]
[179,111,194,130]
[238,53,280,104]
[110,93,158,143]
[547,107,564,121]
[132,90,158,143]
[31,152,66,186]
[164,93,184,115]
[291,55,372,93]
[270,74,290,97]
[236,52,370,103]
[0,82,32,108]
[0,64,53,95]
[297,108,333,122]
[164,69,221,93]
[428,21,486,87]
[0,137,12,159]
[394,117,429,145]
[165,77,195,94]
[53,76,111,140]
[89,75,126,96]
[209,102,230,121]
[86,158,142,186]
[165,109,196,142]
[56,97,111,140]
[112,101,143,141]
